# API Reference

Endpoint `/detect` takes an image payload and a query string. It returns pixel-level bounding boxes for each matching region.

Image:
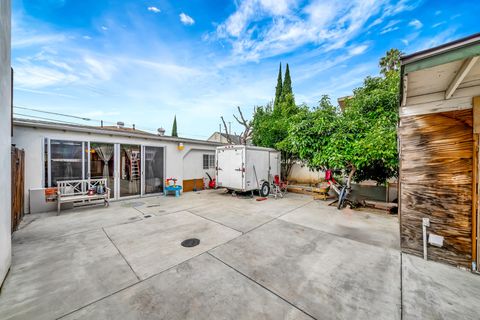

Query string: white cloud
[380,19,401,34]
[435,10,441,15]
[349,44,368,56]
[213,0,421,62]
[12,34,67,48]
[83,35,92,40]
[14,64,79,88]
[432,21,445,28]
[179,13,195,25]
[101,26,108,31]
[408,19,423,29]
[147,6,161,13]
[15,87,77,98]
[83,56,117,81]
[380,26,399,34]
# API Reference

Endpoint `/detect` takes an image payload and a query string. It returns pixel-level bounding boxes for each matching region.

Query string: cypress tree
[274,63,282,108]
[282,63,293,102]
[171,115,178,137]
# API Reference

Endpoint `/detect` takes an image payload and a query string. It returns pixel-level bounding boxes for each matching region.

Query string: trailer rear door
[217,147,244,190]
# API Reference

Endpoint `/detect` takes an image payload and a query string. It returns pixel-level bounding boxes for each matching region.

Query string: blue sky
[12,0,480,139]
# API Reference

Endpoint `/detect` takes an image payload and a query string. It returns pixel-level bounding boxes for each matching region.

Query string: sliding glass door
[45,140,165,199]
[119,144,141,197]
[144,146,165,194]
[89,142,115,198]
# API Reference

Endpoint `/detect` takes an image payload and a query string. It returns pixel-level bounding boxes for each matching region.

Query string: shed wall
[399,109,473,268]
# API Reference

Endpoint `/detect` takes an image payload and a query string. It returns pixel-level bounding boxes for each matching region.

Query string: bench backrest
[57,179,108,196]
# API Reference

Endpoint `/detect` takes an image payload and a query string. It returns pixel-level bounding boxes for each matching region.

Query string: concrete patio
[0,189,479,319]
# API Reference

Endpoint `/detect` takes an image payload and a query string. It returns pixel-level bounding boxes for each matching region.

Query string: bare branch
[220,116,234,144]
[232,114,243,125]
[237,106,247,123]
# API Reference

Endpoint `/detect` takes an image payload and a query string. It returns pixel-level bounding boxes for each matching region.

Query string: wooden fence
[11,146,25,233]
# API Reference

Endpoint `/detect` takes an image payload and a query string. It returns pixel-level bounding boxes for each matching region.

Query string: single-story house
[208,131,244,144]
[12,118,223,213]
[399,33,480,271]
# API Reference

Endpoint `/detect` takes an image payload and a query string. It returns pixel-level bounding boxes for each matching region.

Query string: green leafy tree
[252,93,307,179]
[274,63,283,109]
[171,115,178,137]
[286,52,400,186]
[281,63,293,103]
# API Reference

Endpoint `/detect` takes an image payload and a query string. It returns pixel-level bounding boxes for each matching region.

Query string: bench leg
[57,200,61,216]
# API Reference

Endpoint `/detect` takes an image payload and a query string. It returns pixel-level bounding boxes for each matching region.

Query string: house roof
[100,125,151,135]
[13,118,225,146]
[208,131,242,144]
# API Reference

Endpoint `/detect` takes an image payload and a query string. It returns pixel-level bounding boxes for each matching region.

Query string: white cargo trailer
[215,145,281,196]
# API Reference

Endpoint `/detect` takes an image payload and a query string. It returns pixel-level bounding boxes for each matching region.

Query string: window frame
[203,154,215,170]
[44,138,88,187]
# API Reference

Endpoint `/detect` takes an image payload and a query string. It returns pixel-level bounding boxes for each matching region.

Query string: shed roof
[401,33,480,72]
[399,33,480,117]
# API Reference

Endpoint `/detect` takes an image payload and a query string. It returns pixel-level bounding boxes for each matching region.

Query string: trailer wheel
[260,182,270,197]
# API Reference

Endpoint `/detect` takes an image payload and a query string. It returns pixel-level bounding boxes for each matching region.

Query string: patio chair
[271,175,287,199]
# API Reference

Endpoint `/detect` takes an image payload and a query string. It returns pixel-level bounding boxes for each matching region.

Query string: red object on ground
[274,175,287,189]
[325,170,336,183]
[209,178,216,189]
[256,197,268,201]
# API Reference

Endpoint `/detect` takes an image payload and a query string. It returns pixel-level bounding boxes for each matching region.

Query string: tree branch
[220,116,233,144]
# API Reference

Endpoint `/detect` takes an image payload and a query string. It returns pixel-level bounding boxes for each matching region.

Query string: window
[44,139,87,187]
[203,154,215,169]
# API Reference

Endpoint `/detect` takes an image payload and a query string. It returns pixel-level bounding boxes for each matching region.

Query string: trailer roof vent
[157,127,166,136]
[117,121,125,128]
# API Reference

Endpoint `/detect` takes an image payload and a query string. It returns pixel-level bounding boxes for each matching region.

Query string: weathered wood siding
[11,147,25,233]
[399,109,472,268]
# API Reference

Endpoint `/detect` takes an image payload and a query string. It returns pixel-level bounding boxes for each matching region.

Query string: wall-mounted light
[177,142,184,151]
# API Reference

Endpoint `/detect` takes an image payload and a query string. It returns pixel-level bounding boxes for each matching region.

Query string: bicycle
[324,169,352,209]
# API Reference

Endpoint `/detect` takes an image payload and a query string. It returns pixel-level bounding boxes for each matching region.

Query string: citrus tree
[285,57,400,186]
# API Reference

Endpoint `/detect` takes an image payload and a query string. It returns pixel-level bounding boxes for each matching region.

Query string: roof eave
[400,33,480,73]
[13,118,225,146]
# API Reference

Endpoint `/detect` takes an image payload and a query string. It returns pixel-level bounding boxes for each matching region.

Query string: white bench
[56,179,110,215]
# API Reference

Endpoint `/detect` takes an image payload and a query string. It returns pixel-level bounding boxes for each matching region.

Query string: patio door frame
[86,141,118,200]
[141,144,166,197]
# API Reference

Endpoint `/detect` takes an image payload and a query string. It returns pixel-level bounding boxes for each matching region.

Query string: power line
[14,105,93,121]
[13,113,80,126]
[13,105,213,139]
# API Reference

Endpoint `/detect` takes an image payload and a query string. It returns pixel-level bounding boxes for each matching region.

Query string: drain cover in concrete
[181,238,200,247]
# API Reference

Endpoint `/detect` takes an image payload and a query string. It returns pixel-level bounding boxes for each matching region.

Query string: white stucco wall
[288,163,324,184]
[12,124,218,213]
[183,149,215,181]
[0,0,11,286]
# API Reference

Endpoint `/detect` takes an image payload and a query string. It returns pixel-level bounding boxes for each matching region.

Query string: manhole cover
[181,238,200,248]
